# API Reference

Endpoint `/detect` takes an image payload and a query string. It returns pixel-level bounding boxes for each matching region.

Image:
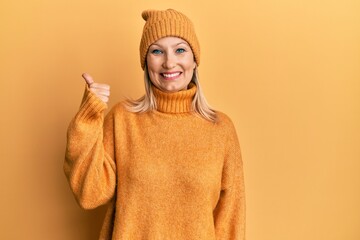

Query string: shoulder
[106,100,132,115]
[111,100,128,112]
[213,111,242,155]
[213,110,239,139]
[215,111,235,128]
[104,100,135,122]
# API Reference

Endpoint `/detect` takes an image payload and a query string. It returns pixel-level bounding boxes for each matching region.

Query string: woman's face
[146,37,196,93]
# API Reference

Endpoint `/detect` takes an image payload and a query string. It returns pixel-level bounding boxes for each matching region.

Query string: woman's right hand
[82,73,110,103]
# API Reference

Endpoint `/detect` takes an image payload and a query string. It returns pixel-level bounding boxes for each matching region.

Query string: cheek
[185,60,196,71]
[147,58,162,71]
[182,55,196,69]
[147,69,158,83]
[146,63,156,76]
[146,55,155,68]
[146,64,159,83]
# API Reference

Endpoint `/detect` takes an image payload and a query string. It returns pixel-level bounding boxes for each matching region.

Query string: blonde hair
[124,65,217,123]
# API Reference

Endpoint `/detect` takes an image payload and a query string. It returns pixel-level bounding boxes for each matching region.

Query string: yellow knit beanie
[140,9,200,70]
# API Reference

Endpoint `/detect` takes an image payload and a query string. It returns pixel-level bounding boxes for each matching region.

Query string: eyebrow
[150,41,189,48]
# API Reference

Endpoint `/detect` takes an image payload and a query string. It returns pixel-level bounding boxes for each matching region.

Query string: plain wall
[0,0,359,239]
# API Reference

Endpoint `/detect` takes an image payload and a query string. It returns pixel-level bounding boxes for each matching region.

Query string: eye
[176,48,186,53]
[151,49,163,54]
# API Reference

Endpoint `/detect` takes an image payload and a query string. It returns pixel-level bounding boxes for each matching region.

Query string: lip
[161,71,182,80]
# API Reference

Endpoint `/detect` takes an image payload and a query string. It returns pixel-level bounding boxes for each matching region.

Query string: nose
[162,52,176,69]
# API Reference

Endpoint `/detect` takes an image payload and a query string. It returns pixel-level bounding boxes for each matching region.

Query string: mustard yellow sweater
[64,83,245,239]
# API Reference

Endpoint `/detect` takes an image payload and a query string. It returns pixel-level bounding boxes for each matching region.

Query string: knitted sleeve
[64,85,116,209]
[213,117,246,240]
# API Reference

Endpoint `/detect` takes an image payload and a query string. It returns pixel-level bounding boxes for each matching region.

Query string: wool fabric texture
[139,8,200,69]
[64,84,245,239]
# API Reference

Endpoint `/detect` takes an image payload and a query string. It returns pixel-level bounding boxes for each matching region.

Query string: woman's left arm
[213,119,246,240]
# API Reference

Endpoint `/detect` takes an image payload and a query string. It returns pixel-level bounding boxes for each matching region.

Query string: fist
[82,73,110,103]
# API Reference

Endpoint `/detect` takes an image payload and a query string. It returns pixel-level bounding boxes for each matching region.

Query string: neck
[151,83,197,113]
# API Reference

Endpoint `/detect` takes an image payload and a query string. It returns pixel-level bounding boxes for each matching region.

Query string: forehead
[150,36,189,47]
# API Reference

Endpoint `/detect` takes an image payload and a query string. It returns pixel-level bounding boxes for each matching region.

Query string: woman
[64,9,245,240]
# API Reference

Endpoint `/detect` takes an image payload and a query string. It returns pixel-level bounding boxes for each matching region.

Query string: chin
[158,83,186,93]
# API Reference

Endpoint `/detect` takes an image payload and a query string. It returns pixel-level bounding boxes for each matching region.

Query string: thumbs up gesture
[82,73,110,103]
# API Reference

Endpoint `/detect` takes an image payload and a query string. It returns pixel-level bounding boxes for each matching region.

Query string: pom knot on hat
[139,9,200,70]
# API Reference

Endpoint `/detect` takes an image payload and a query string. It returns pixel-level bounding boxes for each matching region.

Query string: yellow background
[1,0,359,239]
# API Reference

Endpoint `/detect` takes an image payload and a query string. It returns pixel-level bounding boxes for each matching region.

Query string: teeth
[163,72,180,78]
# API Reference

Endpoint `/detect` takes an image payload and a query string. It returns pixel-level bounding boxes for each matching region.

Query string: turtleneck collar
[151,82,197,113]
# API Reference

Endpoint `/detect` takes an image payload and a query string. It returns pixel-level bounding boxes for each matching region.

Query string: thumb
[82,73,94,86]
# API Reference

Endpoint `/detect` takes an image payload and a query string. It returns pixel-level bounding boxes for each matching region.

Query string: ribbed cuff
[76,84,108,122]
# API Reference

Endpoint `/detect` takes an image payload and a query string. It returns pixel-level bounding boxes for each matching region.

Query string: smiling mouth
[161,72,182,80]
